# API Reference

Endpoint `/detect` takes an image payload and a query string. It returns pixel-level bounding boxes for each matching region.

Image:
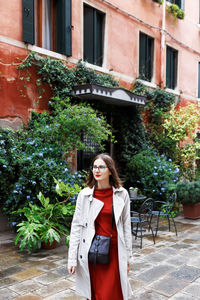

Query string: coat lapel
[89,197,104,224]
[113,188,126,224]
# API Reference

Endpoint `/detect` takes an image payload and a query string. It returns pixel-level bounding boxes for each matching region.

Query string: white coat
[68,185,133,300]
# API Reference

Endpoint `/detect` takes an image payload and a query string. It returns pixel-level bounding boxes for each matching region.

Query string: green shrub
[176,181,200,204]
[126,148,179,201]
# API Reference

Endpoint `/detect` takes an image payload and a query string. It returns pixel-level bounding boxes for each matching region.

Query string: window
[167,0,184,10]
[139,32,154,82]
[22,0,72,56]
[198,63,200,98]
[166,46,178,89]
[84,4,105,67]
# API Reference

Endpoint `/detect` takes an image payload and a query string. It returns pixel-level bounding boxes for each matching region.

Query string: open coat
[68,186,133,300]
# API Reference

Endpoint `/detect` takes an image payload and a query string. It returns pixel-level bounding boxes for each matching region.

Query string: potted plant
[176,180,200,219]
[129,187,138,198]
[13,180,81,252]
[167,4,185,20]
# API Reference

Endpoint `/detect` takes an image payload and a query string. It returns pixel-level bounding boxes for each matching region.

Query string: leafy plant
[176,180,200,204]
[167,4,185,20]
[14,181,81,252]
[126,147,179,201]
[162,103,200,179]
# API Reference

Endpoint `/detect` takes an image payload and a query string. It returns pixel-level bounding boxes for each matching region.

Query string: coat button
[85,223,87,227]
[80,255,82,259]
[83,239,85,243]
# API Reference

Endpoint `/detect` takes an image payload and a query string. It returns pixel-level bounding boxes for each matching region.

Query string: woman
[68,153,132,300]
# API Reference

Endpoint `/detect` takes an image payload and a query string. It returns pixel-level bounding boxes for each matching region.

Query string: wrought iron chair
[130,198,155,248]
[149,193,178,237]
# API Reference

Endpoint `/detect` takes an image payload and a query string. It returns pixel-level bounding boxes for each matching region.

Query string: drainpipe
[160,0,166,88]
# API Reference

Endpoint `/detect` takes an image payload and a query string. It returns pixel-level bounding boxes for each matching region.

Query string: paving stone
[170,265,200,282]
[129,278,146,290]
[44,289,85,300]
[145,252,168,264]
[137,264,176,283]
[182,282,200,298]
[9,279,44,295]
[170,243,192,250]
[11,268,44,281]
[159,246,178,256]
[13,294,42,300]
[0,288,18,300]
[33,272,63,284]
[34,279,74,297]
[129,261,153,273]
[166,255,189,267]
[53,267,69,276]
[169,293,200,300]
[132,290,168,300]
[0,266,25,279]
[0,277,19,288]
[37,262,60,271]
[149,275,189,297]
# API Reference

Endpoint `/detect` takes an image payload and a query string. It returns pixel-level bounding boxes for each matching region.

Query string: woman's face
[92,158,111,184]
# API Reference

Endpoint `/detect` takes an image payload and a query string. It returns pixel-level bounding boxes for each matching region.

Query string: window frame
[166,45,178,90]
[83,3,105,67]
[139,31,154,82]
[167,0,184,10]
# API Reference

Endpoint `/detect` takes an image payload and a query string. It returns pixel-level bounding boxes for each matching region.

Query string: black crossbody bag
[88,204,114,268]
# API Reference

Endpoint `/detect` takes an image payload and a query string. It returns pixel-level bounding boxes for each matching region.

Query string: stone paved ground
[1,213,200,299]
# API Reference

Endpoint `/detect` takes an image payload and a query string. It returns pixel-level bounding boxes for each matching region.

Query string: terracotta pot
[182,203,200,219]
[41,240,59,250]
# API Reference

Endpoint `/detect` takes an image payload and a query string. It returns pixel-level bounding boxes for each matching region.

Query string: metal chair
[130,198,155,248]
[149,194,178,237]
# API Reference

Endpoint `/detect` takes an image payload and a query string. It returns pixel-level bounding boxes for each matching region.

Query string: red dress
[88,188,123,300]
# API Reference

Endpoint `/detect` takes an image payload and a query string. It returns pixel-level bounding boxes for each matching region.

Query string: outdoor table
[130,195,147,212]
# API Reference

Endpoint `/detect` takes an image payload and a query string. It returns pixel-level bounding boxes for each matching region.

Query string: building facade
[0,0,200,128]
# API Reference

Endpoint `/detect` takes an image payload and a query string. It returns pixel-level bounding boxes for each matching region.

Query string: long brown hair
[86,153,122,188]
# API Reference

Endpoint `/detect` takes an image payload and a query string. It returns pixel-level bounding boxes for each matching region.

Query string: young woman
[68,153,132,300]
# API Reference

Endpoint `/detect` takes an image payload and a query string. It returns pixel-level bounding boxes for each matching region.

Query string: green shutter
[94,10,104,66]
[166,47,171,88]
[166,46,177,89]
[84,5,94,64]
[139,33,146,80]
[22,0,35,44]
[56,0,72,56]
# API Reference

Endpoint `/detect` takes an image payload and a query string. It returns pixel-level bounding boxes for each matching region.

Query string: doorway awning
[73,84,146,106]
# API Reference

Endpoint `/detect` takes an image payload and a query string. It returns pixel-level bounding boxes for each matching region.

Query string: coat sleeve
[68,191,83,267]
[122,190,132,263]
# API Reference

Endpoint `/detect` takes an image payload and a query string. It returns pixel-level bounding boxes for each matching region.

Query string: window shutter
[84,5,94,64]
[22,0,35,44]
[94,10,104,66]
[166,47,171,88]
[139,33,146,80]
[56,0,72,56]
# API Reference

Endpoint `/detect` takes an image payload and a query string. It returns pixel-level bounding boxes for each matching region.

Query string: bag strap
[110,202,114,238]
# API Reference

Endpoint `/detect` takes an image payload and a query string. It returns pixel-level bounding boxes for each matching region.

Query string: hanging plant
[167,4,185,20]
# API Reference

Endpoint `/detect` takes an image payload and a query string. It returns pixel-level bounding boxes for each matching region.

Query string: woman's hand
[127,264,130,274]
[68,266,76,275]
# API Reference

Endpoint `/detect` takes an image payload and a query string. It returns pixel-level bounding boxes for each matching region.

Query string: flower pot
[129,189,138,198]
[41,240,59,250]
[182,203,200,219]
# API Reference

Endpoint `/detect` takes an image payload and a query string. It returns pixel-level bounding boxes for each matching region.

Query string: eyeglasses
[91,165,108,172]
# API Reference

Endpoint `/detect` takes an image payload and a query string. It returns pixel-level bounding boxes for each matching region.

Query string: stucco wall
[0,0,200,124]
